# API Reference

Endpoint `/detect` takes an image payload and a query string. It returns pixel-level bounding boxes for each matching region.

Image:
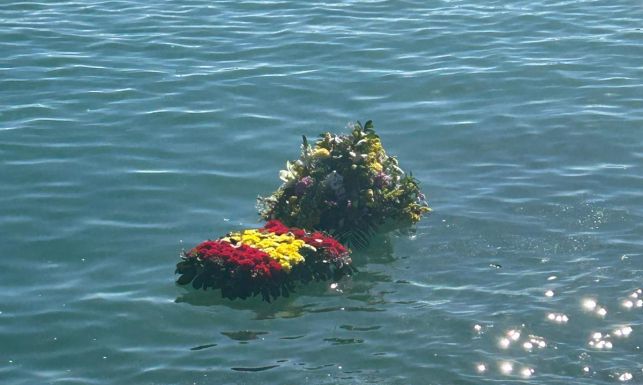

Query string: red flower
[304,232,348,259]
[187,240,282,278]
[262,220,291,235]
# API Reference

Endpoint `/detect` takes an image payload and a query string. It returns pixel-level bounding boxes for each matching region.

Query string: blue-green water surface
[1,1,642,384]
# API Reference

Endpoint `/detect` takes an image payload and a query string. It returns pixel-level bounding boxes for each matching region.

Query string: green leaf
[192,273,206,289]
[175,261,193,274]
[332,221,378,249]
[261,288,271,302]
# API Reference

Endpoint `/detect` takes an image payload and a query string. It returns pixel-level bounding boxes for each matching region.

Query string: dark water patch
[231,364,279,372]
[339,325,381,332]
[189,343,217,351]
[394,300,417,305]
[345,294,388,304]
[280,335,305,340]
[221,331,268,342]
[303,363,335,371]
[323,337,364,345]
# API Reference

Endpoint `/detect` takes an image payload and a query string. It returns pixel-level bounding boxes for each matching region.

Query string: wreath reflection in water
[176,220,354,302]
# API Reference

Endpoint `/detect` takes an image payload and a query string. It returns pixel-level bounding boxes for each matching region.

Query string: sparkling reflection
[472,290,638,380]
[520,367,535,378]
[547,312,569,324]
[583,299,597,311]
[507,329,521,341]
[499,361,513,375]
[528,335,547,349]
[588,331,613,350]
[613,326,633,338]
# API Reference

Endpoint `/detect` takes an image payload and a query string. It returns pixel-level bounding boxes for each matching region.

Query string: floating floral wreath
[176,220,354,302]
[258,120,430,247]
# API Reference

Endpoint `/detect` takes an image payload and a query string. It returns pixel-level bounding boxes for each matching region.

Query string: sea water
[1,1,641,384]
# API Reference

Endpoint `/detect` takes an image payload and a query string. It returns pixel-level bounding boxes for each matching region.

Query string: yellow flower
[229,229,308,271]
[313,147,330,158]
[368,138,383,154]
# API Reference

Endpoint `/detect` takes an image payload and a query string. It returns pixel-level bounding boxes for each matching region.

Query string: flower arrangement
[258,121,430,247]
[175,220,354,301]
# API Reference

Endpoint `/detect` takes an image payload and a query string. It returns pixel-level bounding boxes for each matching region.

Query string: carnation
[176,220,354,301]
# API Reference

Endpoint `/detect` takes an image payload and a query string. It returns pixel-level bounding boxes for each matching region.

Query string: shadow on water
[174,280,391,320]
[349,232,396,265]
[174,281,328,320]
[174,232,402,317]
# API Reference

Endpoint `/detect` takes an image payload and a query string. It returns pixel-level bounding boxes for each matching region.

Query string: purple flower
[295,176,314,195]
[374,172,392,188]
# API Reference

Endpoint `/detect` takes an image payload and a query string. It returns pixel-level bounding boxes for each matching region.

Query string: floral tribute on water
[258,120,431,247]
[175,220,354,301]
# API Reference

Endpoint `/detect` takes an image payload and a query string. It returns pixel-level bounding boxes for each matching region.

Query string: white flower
[279,161,298,184]
[324,171,344,190]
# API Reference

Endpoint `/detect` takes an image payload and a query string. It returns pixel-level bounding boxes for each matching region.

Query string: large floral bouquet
[176,220,354,301]
[258,121,430,246]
